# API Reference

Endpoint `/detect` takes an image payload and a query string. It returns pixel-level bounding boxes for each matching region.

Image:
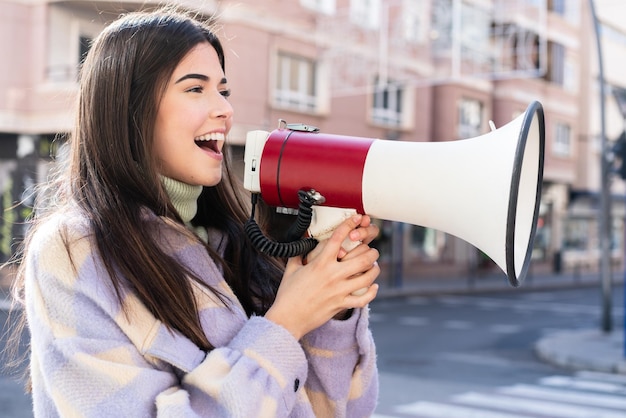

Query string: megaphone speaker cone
[361,101,545,286]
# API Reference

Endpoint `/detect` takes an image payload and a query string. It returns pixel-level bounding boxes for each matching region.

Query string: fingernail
[352,214,362,223]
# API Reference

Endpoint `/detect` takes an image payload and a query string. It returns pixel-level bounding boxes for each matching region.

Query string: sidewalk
[2,265,625,375]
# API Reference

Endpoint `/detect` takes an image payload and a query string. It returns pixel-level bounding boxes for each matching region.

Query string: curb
[375,274,622,299]
[534,328,626,375]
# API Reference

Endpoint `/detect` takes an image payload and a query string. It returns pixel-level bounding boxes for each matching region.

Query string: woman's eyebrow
[175,73,209,84]
[175,74,228,85]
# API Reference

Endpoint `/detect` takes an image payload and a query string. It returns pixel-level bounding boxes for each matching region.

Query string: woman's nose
[211,93,234,119]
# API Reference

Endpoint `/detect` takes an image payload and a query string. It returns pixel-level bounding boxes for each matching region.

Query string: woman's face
[154,41,233,186]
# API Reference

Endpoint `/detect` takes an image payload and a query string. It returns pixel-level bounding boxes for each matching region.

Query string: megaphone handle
[308,206,361,248]
[308,207,368,296]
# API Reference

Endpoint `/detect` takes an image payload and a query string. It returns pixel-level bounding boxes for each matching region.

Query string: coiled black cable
[244,192,319,258]
[284,190,323,242]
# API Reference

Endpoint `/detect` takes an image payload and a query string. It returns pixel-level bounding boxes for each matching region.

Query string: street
[1,284,624,417]
[0,307,31,418]
[370,284,625,417]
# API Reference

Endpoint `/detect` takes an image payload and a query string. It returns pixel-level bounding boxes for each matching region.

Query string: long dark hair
[10,8,283,352]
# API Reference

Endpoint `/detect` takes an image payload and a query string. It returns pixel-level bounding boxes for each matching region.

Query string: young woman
[9,7,380,417]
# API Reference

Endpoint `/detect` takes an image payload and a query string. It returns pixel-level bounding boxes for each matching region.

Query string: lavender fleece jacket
[23,208,379,417]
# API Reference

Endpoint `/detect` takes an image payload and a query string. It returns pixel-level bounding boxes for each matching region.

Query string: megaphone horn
[244,101,545,287]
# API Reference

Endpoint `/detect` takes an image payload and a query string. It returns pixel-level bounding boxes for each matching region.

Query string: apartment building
[574,0,626,275]
[0,0,623,286]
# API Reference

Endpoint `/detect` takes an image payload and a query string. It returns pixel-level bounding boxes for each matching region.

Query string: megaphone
[243,101,545,287]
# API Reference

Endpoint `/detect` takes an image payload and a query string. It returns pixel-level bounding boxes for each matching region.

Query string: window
[431,0,491,63]
[545,41,565,85]
[503,29,541,72]
[372,78,404,127]
[563,57,577,91]
[555,0,581,24]
[553,122,571,157]
[47,6,103,83]
[563,218,588,250]
[431,0,452,51]
[461,4,490,51]
[350,0,381,29]
[300,0,335,14]
[274,53,317,112]
[401,0,426,44]
[548,0,566,16]
[458,98,483,138]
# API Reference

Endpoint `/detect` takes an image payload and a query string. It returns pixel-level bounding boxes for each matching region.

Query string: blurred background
[0,1,625,417]
[0,0,626,286]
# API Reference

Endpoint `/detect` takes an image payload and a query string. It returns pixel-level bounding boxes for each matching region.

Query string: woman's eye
[220,89,231,98]
[187,86,204,93]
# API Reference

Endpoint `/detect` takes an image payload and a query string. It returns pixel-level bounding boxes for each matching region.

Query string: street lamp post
[588,0,613,333]
[612,86,626,357]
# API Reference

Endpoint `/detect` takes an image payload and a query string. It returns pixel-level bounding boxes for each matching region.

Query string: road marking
[376,372,626,417]
[500,384,626,409]
[398,316,430,326]
[443,320,473,330]
[439,352,515,367]
[394,401,531,418]
[540,375,626,395]
[455,391,626,418]
[369,313,386,322]
[577,370,626,385]
[489,324,523,334]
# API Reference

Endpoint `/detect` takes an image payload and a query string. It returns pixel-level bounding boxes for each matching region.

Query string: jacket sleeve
[24,218,311,418]
[299,308,379,417]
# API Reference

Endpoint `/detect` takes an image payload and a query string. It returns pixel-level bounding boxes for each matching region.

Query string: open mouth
[194,133,224,153]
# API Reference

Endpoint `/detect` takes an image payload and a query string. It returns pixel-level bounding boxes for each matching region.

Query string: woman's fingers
[311,214,363,260]
[346,259,380,296]
[344,281,380,309]
[304,214,379,263]
[329,214,363,244]
[339,241,370,260]
[348,216,379,245]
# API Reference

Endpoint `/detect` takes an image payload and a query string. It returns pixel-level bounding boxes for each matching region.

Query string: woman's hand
[305,214,379,262]
[264,215,380,340]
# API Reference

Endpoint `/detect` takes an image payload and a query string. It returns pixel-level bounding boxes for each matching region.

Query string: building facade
[0,0,624,287]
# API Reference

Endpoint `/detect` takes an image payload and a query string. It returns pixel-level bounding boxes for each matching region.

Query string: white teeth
[195,132,225,141]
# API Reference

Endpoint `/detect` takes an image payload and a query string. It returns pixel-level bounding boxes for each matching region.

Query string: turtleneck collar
[160,176,203,223]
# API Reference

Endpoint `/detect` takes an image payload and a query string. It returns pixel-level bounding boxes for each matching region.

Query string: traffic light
[613,131,626,179]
